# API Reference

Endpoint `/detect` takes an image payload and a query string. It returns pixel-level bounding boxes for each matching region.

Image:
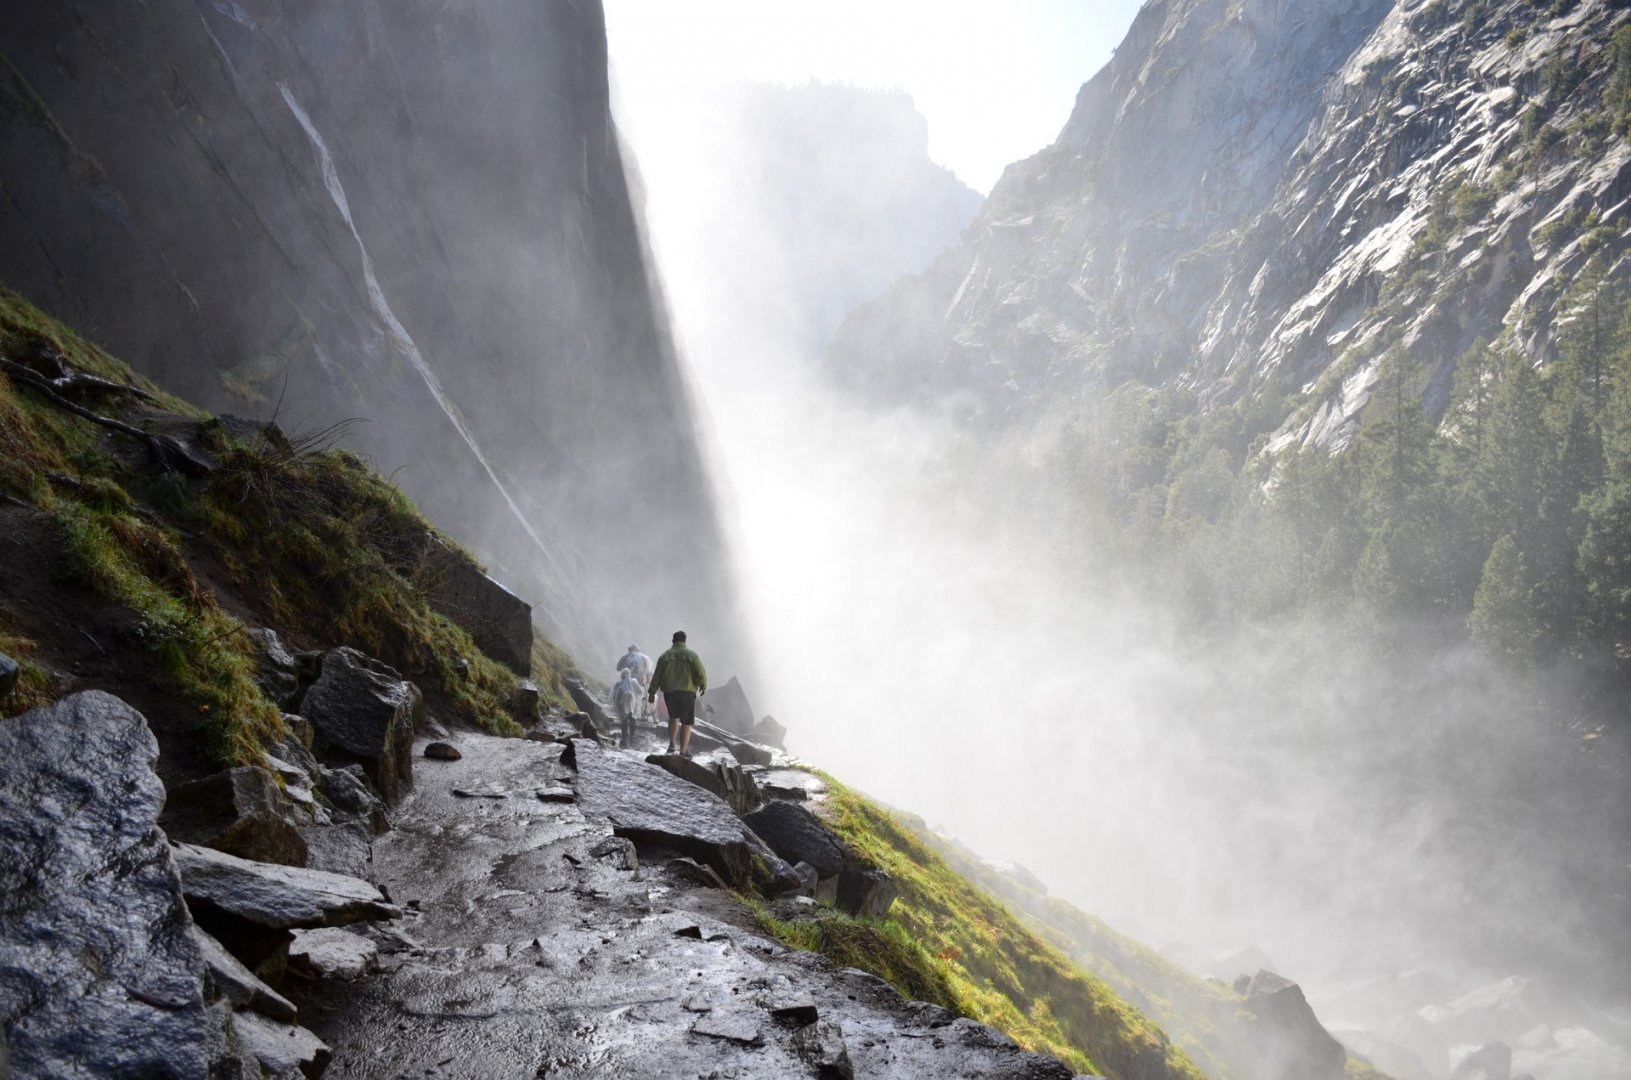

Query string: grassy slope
[754,773,1208,1080]
[899,814,1394,1080]
[0,286,580,766]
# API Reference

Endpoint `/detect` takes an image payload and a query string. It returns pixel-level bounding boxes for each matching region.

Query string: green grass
[0,286,582,762]
[755,774,1206,1080]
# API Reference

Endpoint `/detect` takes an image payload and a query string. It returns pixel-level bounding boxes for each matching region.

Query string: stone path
[293,731,1083,1079]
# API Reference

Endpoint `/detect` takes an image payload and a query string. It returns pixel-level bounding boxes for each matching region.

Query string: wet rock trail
[292,731,1082,1079]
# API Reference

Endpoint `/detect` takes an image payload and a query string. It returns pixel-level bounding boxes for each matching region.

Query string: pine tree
[1469,535,1541,665]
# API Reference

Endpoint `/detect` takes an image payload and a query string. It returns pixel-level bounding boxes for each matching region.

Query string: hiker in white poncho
[611,668,642,748]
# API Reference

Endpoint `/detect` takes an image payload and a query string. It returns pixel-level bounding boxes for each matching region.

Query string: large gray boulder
[172,843,400,931]
[565,678,613,732]
[0,692,238,1077]
[300,647,421,806]
[249,627,304,710]
[703,675,756,735]
[1238,970,1347,1080]
[743,800,848,878]
[172,841,399,975]
[751,713,788,750]
[647,751,764,816]
[163,765,311,867]
[418,533,533,675]
[571,739,795,893]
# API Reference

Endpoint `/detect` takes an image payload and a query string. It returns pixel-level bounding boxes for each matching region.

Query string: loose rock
[289,927,380,981]
[249,627,304,710]
[837,866,899,919]
[766,992,820,1026]
[424,741,462,761]
[301,647,421,806]
[163,765,311,867]
[691,1013,764,1046]
[793,1021,856,1079]
[191,924,298,1024]
[0,692,238,1077]
[319,763,389,835]
[172,841,400,969]
[572,739,792,891]
[232,1009,332,1079]
[299,822,374,879]
[647,750,764,815]
[703,675,756,735]
[743,801,849,878]
[751,713,788,749]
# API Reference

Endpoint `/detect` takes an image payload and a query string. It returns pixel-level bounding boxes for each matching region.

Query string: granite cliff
[0,0,739,666]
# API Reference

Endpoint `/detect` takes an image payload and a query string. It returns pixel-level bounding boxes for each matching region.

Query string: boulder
[1238,970,1347,1080]
[162,765,311,867]
[751,713,788,749]
[288,927,379,981]
[791,860,820,896]
[765,992,820,1026]
[300,647,421,806]
[757,768,830,802]
[647,751,764,815]
[694,718,777,766]
[418,532,533,675]
[319,763,389,834]
[836,866,898,919]
[299,822,374,878]
[514,678,540,718]
[792,1020,855,1079]
[0,692,240,1077]
[743,801,849,878]
[232,1009,331,1079]
[191,924,298,1024]
[424,741,462,760]
[571,739,793,892]
[172,841,399,973]
[0,650,18,698]
[663,856,729,891]
[172,842,399,930]
[571,710,609,744]
[249,627,304,710]
[565,678,613,731]
[703,675,756,735]
[1451,1042,1512,1080]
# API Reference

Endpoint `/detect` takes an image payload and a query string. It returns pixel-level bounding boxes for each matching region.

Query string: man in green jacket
[648,630,707,756]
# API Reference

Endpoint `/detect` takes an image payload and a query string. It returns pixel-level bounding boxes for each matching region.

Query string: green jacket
[649,644,707,695]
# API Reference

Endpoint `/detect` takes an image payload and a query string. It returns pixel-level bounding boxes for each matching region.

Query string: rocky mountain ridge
[826,0,1630,451]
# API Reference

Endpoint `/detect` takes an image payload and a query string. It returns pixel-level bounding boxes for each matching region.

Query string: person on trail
[648,630,706,756]
[617,643,653,720]
[610,669,643,749]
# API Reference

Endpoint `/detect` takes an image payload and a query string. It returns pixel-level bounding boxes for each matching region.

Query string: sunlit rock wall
[826,0,1631,450]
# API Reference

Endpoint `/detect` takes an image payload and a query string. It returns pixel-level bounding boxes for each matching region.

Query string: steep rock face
[0,0,739,664]
[826,0,1630,448]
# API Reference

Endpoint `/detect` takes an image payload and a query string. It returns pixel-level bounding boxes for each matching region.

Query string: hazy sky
[603,0,1146,192]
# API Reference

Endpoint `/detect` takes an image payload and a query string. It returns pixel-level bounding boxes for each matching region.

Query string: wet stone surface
[293,731,1079,1078]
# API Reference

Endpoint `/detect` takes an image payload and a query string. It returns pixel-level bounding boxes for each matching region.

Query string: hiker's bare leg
[679,723,692,754]
[667,717,679,752]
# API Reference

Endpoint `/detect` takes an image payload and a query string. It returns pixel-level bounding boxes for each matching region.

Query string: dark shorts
[662,690,697,726]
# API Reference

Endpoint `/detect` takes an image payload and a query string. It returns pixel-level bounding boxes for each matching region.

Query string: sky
[603,0,1146,193]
